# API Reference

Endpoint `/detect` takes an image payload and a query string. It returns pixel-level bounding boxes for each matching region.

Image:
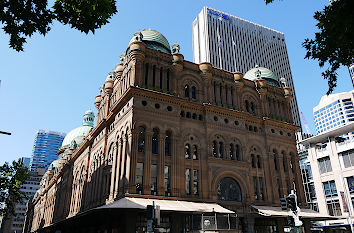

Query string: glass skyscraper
[29,130,66,171]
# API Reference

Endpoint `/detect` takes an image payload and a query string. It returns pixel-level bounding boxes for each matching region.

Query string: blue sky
[0,0,352,165]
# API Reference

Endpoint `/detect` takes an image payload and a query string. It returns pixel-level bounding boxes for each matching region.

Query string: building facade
[24,29,323,233]
[300,123,354,230]
[29,130,66,171]
[1,168,45,233]
[314,90,354,135]
[192,7,301,127]
[349,64,354,88]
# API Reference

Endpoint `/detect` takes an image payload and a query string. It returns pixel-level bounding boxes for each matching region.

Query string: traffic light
[287,194,297,212]
[280,197,288,210]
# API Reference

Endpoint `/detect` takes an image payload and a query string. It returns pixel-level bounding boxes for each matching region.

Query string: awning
[252,205,337,220]
[97,197,235,214]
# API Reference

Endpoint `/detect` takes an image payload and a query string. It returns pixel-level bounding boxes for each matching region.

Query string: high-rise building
[29,130,65,171]
[300,123,354,230]
[349,64,354,88]
[192,7,301,127]
[0,168,45,233]
[314,90,354,135]
[19,157,31,168]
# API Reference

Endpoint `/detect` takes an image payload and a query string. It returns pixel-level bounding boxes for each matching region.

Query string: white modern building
[192,7,301,127]
[0,168,44,233]
[349,64,354,88]
[300,123,354,230]
[314,90,354,135]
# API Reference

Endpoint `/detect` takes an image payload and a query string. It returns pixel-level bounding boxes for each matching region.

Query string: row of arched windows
[137,126,172,156]
[144,63,170,92]
[212,140,242,161]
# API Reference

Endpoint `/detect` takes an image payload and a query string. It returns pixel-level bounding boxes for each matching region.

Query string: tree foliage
[266,0,354,94]
[0,0,117,51]
[0,159,29,218]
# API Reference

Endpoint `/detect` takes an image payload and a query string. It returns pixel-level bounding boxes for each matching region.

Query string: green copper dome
[129,29,171,54]
[244,66,280,87]
[61,110,95,147]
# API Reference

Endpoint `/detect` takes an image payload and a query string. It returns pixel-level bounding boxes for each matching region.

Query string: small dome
[61,110,95,147]
[244,66,280,87]
[129,29,171,54]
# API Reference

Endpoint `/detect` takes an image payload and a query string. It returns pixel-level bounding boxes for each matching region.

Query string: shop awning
[252,205,337,220]
[97,197,235,214]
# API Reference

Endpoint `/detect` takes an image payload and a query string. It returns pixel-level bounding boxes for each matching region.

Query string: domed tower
[128,29,171,54]
[244,65,280,87]
[60,110,95,152]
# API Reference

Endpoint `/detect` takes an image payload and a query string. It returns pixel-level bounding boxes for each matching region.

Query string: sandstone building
[24,29,323,233]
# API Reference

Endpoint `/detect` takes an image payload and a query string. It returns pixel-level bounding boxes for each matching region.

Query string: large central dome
[129,29,171,54]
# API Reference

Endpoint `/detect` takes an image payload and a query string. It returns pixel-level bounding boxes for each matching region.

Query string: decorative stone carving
[132,31,143,43]
[120,53,125,64]
[280,77,288,88]
[70,140,77,150]
[106,70,115,82]
[172,42,180,54]
[254,65,262,80]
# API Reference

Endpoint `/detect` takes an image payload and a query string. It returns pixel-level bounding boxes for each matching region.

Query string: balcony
[336,138,354,154]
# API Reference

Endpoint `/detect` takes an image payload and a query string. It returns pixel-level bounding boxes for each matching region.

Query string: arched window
[257,155,261,168]
[152,128,159,154]
[184,85,190,98]
[166,69,170,92]
[166,70,170,92]
[193,145,198,160]
[245,100,250,112]
[230,144,235,160]
[212,141,218,157]
[191,86,196,99]
[144,63,149,87]
[251,102,255,114]
[165,131,172,156]
[251,154,256,168]
[273,149,279,170]
[219,142,224,158]
[137,127,145,152]
[217,177,242,202]
[152,65,156,88]
[236,144,241,161]
[282,151,287,172]
[185,143,191,159]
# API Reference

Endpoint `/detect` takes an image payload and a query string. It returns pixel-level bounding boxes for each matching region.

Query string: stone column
[278,154,286,198]
[144,131,153,194]
[171,135,179,196]
[119,135,127,194]
[124,131,133,193]
[128,129,139,194]
[114,140,122,199]
[303,219,312,233]
[109,144,118,201]
[158,133,166,196]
